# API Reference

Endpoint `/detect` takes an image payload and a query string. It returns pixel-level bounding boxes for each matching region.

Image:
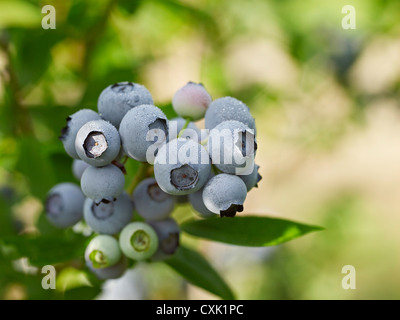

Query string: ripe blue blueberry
[202,174,247,217]
[85,235,122,269]
[119,104,168,163]
[189,188,216,218]
[133,178,175,221]
[83,193,133,235]
[75,119,121,167]
[149,218,180,261]
[154,138,211,195]
[119,222,159,261]
[207,120,257,174]
[45,183,85,228]
[172,82,212,121]
[240,164,262,191]
[205,97,255,131]
[81,164,125,204]
[59,109,101,159]
[98,82,154,129]
[72,159,90,181]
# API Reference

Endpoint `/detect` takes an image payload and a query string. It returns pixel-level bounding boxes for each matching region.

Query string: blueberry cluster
[45,81,261,280]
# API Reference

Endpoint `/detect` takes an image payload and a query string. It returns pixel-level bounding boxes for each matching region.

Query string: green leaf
[164,245,235,300]
[2,233,87,266]
[181,216,324,247]
[0,1,41,28]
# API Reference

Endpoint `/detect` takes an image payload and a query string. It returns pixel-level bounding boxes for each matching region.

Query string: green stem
[177,117,192,138]
[127,162,150,195]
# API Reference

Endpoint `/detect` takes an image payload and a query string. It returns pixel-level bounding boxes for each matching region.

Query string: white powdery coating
[45,183,85,228]
[72,160,90,181]
[75,119,121,167]
[84,193,133,235]
[207,120,257,174]
[154,138,211,196]
[240,164,261,191]
[61,109,101,159]
[189,188,216,218]
[84,235,122,268]
[202,174,247,214]
[172,82,212,121]
[98,82,154,129]
[119,104,168,162]
[149,218,180,261]
[133,178,175,221]
[81,165,125,204]
[204,97,255,131]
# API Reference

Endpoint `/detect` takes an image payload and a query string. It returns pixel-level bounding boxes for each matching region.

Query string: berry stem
[127,162,150,195]
[177,117,192,138]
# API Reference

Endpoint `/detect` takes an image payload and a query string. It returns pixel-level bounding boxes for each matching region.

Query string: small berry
[75,120,121,167]
[202,174,247,217]
[189,189,216,218]
[170,117,201,142]
[133,178,175,221]
[119,222,158,261]
[88,256,128,280]
[85,235,122,269]
[154,138,211,195]
[72,159,90,181]
[207,120,257,174]
[83,193,133,235]
[205,97,255,131]
[45,183,85,228]
[172,82,212,121]
[81,164,125,204]
[59,109,101,159]
[98,82,154,129]
[149,218,180,261]
[240,164,262,191]
[119,104,168,163]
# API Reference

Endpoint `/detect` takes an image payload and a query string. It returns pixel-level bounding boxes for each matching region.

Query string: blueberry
[119,104,168,163]
[45,183,85,228]
[119,222,158,261]
[202,174,247,217]
[83,193,133,235]
[205,97,255,131]
[154,138,211,195]
[207,120,257,175]
[59,109,101,159]
[170,117,201,142]
[72,159,90,181]
[133,178,175,221]
[81,164,125,204]
[88,256,128,280]
[189,188,216,218]
[240,164,262,191]
[172,82,212,121]
[85,235,122,269]
[98,82,154,129]
[75,120,121,167]
[148,218,180,261]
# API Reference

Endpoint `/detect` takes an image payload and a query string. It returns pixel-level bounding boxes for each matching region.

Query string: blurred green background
[1,0,400,300]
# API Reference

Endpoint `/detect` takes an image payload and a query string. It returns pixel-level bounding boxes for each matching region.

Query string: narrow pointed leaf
[182,216,324,247]
[164,246,235,300]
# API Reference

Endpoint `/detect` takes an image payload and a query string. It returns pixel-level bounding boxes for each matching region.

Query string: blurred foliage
[0,0,400,300]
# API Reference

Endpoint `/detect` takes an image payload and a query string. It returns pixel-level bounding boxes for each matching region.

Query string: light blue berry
[202,174,247,217]
[133,178,175,221]
[149,218,180,261]
[98,82,153,129]
[75,120,121,167]
[84,193,133,235]
[45,183,85,228]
